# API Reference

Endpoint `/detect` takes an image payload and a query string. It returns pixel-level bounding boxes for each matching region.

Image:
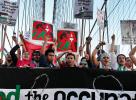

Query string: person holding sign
[92,34,117,70]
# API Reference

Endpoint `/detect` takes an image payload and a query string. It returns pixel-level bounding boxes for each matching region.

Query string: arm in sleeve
[10,44,20,66]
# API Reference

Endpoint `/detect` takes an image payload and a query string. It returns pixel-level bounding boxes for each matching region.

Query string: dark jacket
[39,55,55,68]
[9,44,20,67]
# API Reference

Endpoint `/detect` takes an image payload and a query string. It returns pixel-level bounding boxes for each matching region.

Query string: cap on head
[100,52,110,61]
[97,49,105,61]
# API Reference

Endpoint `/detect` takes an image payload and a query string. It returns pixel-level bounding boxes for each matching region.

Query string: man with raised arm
[39,36,55,68]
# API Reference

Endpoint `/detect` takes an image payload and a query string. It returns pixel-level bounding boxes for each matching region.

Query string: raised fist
[99,41,106,46]
[111,34,115,41]
[12,36,17,42]
[86,36,92,44]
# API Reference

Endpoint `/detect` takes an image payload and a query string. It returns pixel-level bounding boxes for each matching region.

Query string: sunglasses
[33,55,40,57]
[80,63,87,66]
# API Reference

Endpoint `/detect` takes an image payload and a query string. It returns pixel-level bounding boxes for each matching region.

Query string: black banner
[0,67,135,91]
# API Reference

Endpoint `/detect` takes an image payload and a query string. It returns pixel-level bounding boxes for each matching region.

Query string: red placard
[32,20,53,42]
[57,29,78,52]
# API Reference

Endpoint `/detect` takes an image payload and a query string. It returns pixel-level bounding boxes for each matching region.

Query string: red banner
[20,35,52,60]
[32,20,53,42]
[57,29,78,52]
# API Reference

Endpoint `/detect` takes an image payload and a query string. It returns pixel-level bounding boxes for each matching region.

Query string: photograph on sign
[97,9,105,30]
[57,29,78,52]
[74,0,93,19]
[32,20,53,42]
[63,22,77,29]
[120,20,136,44]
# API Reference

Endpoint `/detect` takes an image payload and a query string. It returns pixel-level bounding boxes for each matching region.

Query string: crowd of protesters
[0,34,136,71]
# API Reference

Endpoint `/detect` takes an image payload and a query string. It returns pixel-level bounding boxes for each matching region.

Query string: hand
[12,36,17,42]
[111,34,115,41]
[67,50,72,53]
[79,46,83,56]
[13,32,16,36]
[79,46,83,51]
[44,35,50,42]
[51,44,56,50]
[99,41,105,46]
[19,34,23,39]
[53,38,57,42]
[53,38,57,46]
[96,41,105,50]
[86,36,92,44]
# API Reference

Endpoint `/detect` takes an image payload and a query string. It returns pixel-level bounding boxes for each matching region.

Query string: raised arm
[56,50,72,65]
[110,34,115,52]
[10,36,20,66]
[86,37,92,61]
[12,36,21,59]
[109,34,117,70]
[40,36,49,55]
[56,51,68,61]
[129,46,136,66]
[92,42,105,67]
[85,36,94,68]
[19,34,27,52]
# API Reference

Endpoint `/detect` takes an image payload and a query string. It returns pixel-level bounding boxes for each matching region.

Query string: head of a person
[22,52,30,60]
[125,57,133,69]
[100,52,110,67]
[97,49,105,61]
[60,32,67,39]
[66,53,76,67]
[79,57,88,68]
[32,50,40,62]
[6,53,12,63]
[0,59,3,65]
[45,49,55,63]
[117,54,126,66]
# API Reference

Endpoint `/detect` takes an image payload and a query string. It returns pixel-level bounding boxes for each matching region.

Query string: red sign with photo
[32,20,53,42]
[57,29,78,52]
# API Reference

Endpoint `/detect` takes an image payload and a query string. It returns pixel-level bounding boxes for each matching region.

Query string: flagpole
[130,22,133,51]
[5,32,12,49]
[99,28,102,42]
[81,19,84,46]
[80,18,84,56]
[42,0,46,21]
[1,25,6,59]
[130,45,133,50]
[104,0,109,43]
[17,0,20,42]
[0,24,4,59]
[102,0,108,43]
